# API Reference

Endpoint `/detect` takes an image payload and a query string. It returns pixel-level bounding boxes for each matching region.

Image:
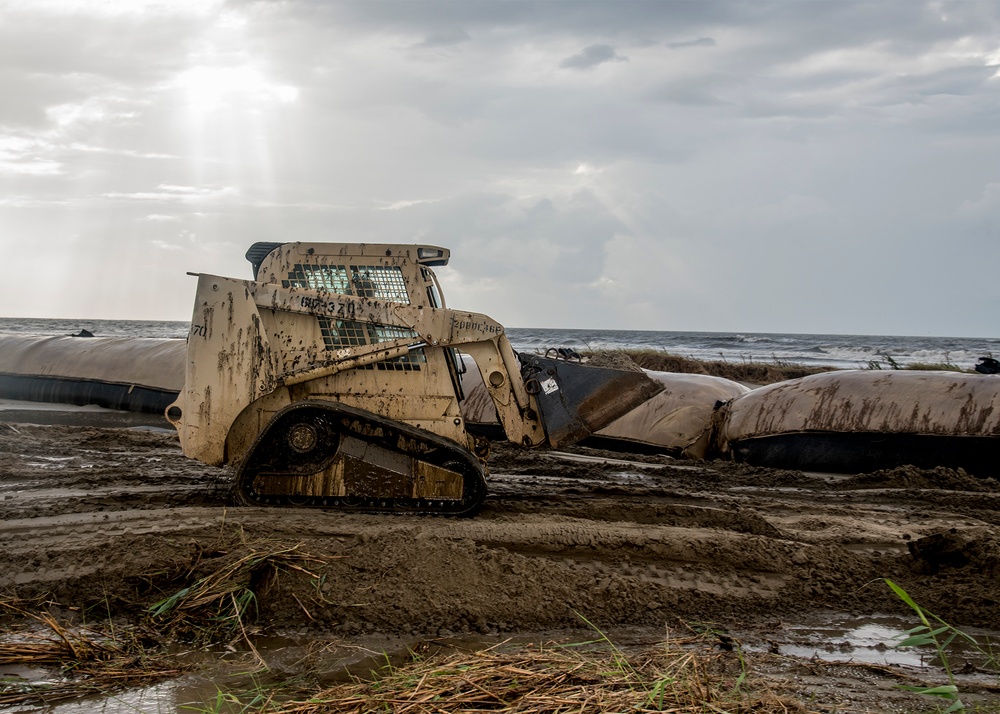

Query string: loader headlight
[417,247,449,266]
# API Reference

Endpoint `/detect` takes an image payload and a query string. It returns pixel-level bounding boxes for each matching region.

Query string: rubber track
[233,401,487,516]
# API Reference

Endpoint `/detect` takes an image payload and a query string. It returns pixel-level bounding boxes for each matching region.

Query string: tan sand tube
[715,369,1000,476]
[459,354,748,459]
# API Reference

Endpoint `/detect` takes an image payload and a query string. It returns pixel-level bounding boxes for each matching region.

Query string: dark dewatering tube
[0,335,185,415]
[0,374,178,414]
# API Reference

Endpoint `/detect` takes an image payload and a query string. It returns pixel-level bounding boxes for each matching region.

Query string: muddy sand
[1,421,1000,711]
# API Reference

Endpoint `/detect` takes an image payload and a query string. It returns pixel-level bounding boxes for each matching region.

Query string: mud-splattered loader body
[166,242,660,515]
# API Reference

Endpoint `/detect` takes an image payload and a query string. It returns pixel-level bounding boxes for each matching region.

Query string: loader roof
[246,241,450,280]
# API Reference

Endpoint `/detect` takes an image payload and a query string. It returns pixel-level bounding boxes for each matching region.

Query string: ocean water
[1,318,997,371]
[506,328,1000,370]
[0,318,191,340]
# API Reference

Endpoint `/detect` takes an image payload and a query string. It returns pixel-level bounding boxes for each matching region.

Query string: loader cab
[245,241,449,307]
[238,241,468,434]
[244,241,452,370]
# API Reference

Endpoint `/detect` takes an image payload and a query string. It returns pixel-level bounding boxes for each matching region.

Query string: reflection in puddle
[39,681,176,713]
[750,611,1000,670]
[779,618,924,666]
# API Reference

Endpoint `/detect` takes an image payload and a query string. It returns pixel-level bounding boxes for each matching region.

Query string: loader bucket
[519,354,664,448]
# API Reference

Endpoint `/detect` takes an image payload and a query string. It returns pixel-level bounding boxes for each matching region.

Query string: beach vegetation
[247,627,792,713]
[0,599,189,708]
[182,672,275,713]
[0,595,800,712]
[870,352,903,370]
[886,578,1000,712]
[867,352,966,372]
[146,536,336,665]
[906,361,966,372]
[590,349,835,384]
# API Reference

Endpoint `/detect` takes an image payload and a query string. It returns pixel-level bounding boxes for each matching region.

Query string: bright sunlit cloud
[25,0,222,16]
[172,66,299,111]
[103,185,240,204]
[379,199,438,211]
[0,159,62,175]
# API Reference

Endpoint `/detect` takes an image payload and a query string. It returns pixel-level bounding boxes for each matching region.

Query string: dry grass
[0,537,339,708]
[266,638,805,714]
[0,600,187,707]
[596,349,835,385]
[148,537,340,637]
[905,362,965,372]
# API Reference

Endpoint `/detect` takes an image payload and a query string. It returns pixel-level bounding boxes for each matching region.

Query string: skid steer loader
[166,242,662,515]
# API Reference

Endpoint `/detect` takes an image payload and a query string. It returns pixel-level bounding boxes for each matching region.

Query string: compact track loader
[166,242,661,515]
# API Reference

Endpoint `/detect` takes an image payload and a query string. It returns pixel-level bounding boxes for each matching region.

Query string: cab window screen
[284,263,417,367]
[282,264,352,293]
[350,266,409,302]
[284,264,410,304]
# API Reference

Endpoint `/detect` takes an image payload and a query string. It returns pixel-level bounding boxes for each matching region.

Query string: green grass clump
[887,578,1000,712]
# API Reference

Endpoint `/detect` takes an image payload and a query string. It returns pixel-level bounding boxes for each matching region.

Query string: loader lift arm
[250,278,545,446]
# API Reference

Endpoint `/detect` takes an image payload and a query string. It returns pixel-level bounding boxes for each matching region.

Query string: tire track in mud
[1,424,999,637]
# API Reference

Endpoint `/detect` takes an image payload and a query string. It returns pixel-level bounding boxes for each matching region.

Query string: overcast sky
[1,0,998,337]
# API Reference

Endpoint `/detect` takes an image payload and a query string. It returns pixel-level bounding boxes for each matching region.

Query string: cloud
[3,0,1000,336]
[0,159,62,175]
[0,136,62,175]
[151,239,184,250]
[559,44,627,70]
[956,182,1000,225]
[377,199,439,211]
[102,185,240,204]
[891,64,998,99]
[68,143,174,159]
[666,37,716,50]
[646,79,731,107]
[416,30,471,48]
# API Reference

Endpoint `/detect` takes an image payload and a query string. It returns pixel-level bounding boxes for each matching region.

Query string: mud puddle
[738,610,1000,669]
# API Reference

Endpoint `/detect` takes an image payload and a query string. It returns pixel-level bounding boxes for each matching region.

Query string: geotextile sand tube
[0,335,184,414]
